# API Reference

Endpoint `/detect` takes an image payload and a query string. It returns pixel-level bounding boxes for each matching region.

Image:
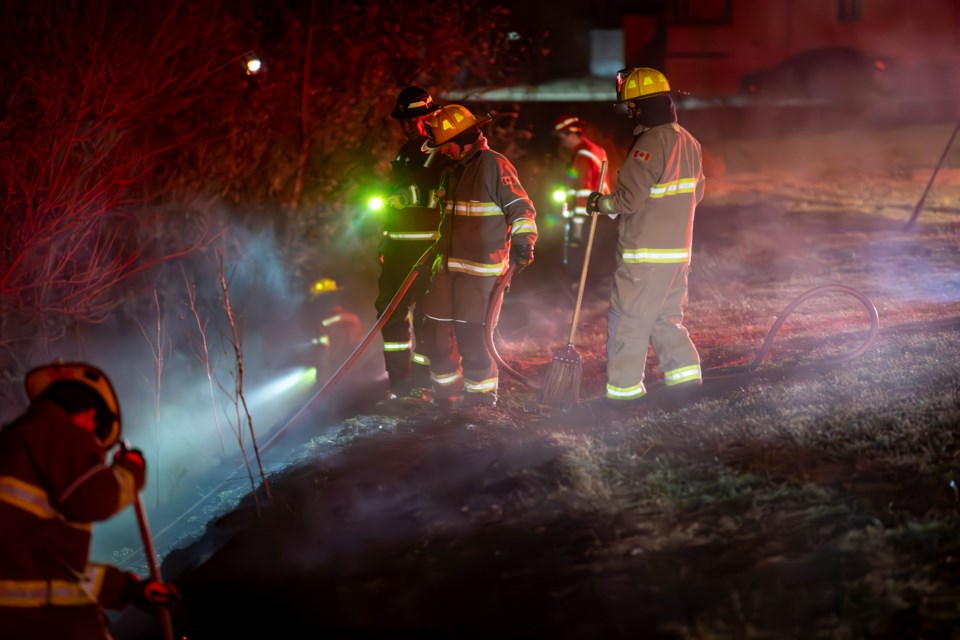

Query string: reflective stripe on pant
[421,270,498,400]
[375,249,431,386]
[606,263,700,398]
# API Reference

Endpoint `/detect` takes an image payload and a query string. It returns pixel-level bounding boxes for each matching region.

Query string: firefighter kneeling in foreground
[418,104,537,408]
[0,362,177,639]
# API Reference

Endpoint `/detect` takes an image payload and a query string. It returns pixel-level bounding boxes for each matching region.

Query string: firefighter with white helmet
[418,104,538,408]
[0,362,176,639]
[586,67,706,409]
[553,114,612,216]
[376,86,452,400]
[552,114,616,278]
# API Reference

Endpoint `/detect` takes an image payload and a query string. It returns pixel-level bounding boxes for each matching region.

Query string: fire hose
[121,269,881,571]
[484,264,541,390]
[257,245,434,452]
[486,277,880,386]
[703,283,880,378]
[119,246,433,570]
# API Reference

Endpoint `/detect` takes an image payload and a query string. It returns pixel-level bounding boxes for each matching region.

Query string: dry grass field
[112,123,960,640]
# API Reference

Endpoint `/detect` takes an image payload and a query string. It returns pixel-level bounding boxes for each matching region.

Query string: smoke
[0,207,382,561]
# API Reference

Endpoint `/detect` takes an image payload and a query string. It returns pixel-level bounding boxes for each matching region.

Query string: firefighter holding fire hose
[586,68,705,409]
[418,104,538,408]
[376,86,452,400]
[0,362,176,639]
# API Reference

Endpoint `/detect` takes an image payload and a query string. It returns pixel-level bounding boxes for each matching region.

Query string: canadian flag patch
[633,150,651,161]
[501,176,515,185]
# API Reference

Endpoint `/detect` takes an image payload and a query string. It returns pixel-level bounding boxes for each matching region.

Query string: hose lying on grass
[703,283,881,379]
[489,282,881,388]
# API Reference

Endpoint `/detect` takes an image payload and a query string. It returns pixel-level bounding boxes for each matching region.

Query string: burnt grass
[124,203,960,639]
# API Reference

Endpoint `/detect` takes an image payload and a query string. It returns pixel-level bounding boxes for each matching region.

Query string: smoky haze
[0,208,384,562]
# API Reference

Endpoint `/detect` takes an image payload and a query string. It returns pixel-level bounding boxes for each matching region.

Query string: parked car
[740,47,890,102]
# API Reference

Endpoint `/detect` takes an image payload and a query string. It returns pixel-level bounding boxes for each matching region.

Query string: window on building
[837,0,863,22]
[670,0,732,26]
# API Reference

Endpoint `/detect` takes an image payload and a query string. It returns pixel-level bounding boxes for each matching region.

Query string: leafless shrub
[137,290,168,509]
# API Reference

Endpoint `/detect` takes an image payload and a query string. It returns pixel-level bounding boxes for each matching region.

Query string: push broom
[540,160,608,409]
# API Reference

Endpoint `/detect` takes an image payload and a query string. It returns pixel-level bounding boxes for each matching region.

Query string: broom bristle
[540,343,582,410]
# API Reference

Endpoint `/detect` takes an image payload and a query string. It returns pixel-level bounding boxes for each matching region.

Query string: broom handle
[567,160,608,345]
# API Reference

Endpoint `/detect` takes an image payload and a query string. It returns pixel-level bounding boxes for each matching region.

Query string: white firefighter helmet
[553,114,585,134]
[25,362,122,449]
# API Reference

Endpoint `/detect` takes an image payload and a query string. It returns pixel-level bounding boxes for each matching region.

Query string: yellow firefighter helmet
[25,362,122,449]
[616,67,671,103]
[310,277,338,296]
[423,104,492,149]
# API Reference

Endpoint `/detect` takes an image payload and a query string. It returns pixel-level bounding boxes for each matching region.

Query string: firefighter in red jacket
[0,362,175,639]
[376,86,452,400]
[586,68,705,409]
[419,104,538,408]
[553,114,616,278]
[554,114,611,215]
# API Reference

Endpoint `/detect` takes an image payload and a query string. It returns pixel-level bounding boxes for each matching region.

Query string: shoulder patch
[501,176,515,186]
[632,150,651,161]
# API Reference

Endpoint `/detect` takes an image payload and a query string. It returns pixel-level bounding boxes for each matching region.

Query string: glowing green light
[369,196,385,211]
[552,189,566,203]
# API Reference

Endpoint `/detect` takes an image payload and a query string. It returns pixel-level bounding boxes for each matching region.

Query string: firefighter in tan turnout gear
[586,67,705,408]
[420,104,537,408]
[377,86,451,400]
[0,362,176,639]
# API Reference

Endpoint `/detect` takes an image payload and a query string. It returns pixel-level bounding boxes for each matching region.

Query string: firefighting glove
[510,242,535,273]
[125,577,181,611]
[112,447,146,492]
[386,192,410,209]
[586,191,603,215]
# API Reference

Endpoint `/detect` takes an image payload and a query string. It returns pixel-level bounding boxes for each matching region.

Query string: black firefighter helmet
[391,86,441,120]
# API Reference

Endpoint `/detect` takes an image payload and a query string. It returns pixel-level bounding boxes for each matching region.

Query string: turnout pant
[420,270,498,402]
[375,243,433,391]
[606,263,701,401]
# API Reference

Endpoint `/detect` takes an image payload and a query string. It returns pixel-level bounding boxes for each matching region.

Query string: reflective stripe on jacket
[383,136,449,237]
[597,122,704,264]
[0,400,137,611]
[439,133,537,277]
[0,564,116,607]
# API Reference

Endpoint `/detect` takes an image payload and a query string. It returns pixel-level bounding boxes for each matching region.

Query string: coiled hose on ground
[485,277,881,387]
